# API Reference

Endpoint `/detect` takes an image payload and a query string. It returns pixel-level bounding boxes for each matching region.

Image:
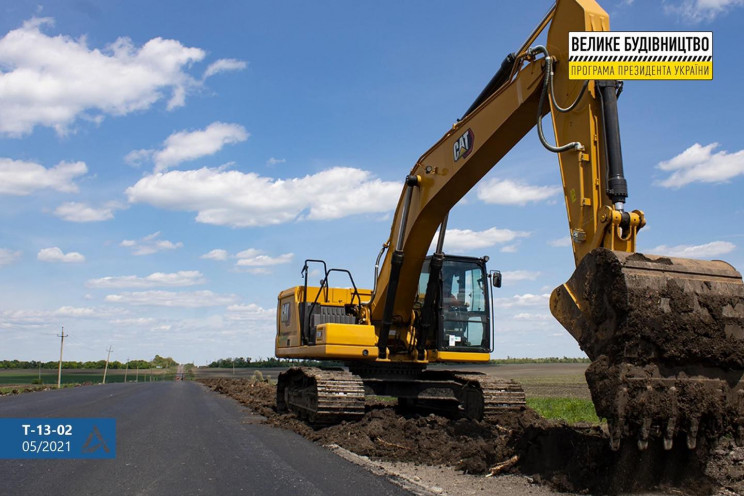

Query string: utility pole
[102,346,113,384]
[124,357,129,382]
[57,328,68,389]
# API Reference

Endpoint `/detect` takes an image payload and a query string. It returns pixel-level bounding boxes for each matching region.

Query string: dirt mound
[307,407,534,473]
[517,423,717,494]
[200,378,742,494]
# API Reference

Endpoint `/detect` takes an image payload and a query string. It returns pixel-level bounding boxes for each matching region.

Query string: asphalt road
[0,381,412,496]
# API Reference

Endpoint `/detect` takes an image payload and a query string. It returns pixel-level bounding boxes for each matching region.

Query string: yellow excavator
[275,0,744,451]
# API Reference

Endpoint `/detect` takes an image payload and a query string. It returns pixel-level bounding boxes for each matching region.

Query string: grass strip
[527,397,601,424]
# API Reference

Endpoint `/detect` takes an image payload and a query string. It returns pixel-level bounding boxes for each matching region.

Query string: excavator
[274,0,744,451]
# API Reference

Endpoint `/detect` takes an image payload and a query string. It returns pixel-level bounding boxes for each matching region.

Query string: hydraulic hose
[530,46,585,153]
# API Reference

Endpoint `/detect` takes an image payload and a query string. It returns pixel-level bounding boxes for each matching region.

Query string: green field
[0,368,177,386]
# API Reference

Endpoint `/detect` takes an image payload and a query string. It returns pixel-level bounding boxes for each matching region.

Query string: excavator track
[355,366,526,421]
[276,367,365,425]
[453,373,526,420]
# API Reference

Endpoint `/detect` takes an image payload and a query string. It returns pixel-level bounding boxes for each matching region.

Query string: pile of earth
[0,383,93,396]
[200,378,744,495]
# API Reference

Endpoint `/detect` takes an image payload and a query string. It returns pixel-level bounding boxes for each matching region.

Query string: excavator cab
[417,255,492,354]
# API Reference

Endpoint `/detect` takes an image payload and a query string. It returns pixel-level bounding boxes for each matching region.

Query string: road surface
[0,381,411,496]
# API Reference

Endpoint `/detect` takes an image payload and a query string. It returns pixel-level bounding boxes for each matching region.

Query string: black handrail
[301,259,327,344]
[300,260,363,345]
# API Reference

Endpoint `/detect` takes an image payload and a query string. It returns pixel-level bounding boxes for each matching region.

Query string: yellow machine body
[276,285,489,363]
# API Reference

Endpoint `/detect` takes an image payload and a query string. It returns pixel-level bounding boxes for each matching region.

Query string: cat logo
[453,129,474,162]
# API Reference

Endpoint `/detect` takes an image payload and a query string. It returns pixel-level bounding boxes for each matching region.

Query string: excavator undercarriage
[276,365,526,425]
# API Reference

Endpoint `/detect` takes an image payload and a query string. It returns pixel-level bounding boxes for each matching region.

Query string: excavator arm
[370,0,638,336]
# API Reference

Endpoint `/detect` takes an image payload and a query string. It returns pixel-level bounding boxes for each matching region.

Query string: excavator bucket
[551,248,744,450]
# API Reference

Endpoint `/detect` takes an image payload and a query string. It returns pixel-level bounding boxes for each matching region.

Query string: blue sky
[1,0,743,365]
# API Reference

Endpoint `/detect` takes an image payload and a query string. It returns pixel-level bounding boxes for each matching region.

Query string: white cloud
[53,201,120,222]
[203,58,247,79]
[104,290,238,307]
[436,227,531,253]
[235,249,293,267]
[513,312,553,321]
[0,309,47,328]
[501,270,541,282]
[126,166,400,227]
[110,317,157,326]
[0,306,120,328]
[548,237,572,248]
[87,270,205,289]
[54,306,96,317]
[201,249,229,261]
[0,248,21,266]
[0,18,211,136]
[492,293,550,308]
[649,240,736,259]
[664,0,744,22]
[266,157,286,166]
[124,149,153,168]
[200,248,292,272]
[37,247,85,263]
[656,143,744,188]
[477,178,561,206]
[149,122,249,172]
[120,232,183,256]
[0,159,86,195]
[225,303,274,321]
[54,305,126,319]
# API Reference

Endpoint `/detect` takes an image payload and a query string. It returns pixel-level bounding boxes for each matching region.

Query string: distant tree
[152,355,177,368]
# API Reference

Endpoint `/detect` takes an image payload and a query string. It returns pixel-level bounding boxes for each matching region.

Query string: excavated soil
[200,378,744,495]
[564,249,744,368]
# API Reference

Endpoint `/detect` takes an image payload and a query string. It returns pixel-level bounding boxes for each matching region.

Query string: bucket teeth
[686,417,700,450]
[637,417,652,451]
[663,436,674,451]
[608,418,623,451]
[686,434,697,450]
[664,387,678,450]
[663,417,676,450]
